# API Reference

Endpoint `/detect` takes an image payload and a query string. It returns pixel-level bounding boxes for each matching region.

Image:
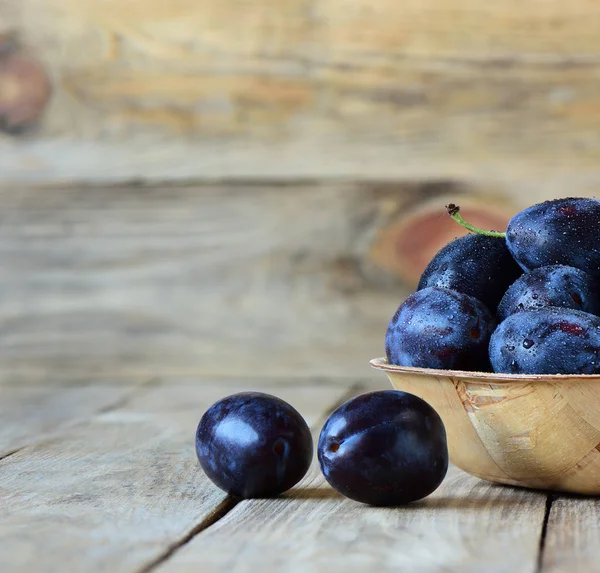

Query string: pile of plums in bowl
[376,197,600,496]
[387,197,600,375]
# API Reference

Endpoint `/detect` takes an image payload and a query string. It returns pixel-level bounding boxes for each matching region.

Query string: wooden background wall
[2,1,600,380]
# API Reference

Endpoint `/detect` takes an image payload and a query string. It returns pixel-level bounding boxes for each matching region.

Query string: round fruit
[318,390,448,506]
[386,287,496,371]
[196,392,313,498]
[489,308,600,374]
[497,265,600,322]
[506,197,600,279]
[418,233,522,312]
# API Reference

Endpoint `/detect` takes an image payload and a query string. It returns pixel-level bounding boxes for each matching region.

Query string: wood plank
[4,2,600,183]
[541,496,600,573]
[0,381,349,573]
[156,464,548,573]
[0,182,427,379]
[0,380,146,457]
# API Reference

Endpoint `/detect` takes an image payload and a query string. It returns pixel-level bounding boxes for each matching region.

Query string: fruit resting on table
[197,389,449,505]
[385,197,600,375]
[196,392,313,498]
[318,390,448,506]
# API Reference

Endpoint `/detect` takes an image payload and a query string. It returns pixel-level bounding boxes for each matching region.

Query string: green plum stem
[446,204,506,238]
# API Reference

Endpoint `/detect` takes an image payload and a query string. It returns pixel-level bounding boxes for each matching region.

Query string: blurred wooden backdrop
[1,1,600,380]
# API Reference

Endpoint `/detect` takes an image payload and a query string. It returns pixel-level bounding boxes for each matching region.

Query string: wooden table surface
[2,375,598,573]
[4,1,600,569]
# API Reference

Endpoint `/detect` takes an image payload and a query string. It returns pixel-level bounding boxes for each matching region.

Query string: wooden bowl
[370,357,600,495]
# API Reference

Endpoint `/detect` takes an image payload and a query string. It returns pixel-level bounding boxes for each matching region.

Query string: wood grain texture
[0,381,348,573]
[4,2,600,182]
[0,380,146,457]
[542,496,600,573]
[0,182,427,378]
[156,465,547,573]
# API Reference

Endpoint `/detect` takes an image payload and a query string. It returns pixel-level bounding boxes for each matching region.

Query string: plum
[196,392,313,498]
[318,390,448,506]
[497,265,600,321]
[489,308,600,374]
[418,233,522,312]
[386,287,496,371]
[506,197,600,279]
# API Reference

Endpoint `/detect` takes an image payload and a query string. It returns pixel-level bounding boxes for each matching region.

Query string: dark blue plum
[318,390,448,506]
[196,392,313,498]
[489,308,600,374]
[497,265,600,322]
[386,287,496,371]
[506,198,600,280]
[418,233,522,312]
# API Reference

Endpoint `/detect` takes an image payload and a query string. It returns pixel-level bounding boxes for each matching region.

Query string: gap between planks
[0,376,559,571]
[0,447,25,462]
[136,382,364,573]
[536,494,556,573]
[136,498,240,573]
[0,378,357,573]
[152,426,551,572]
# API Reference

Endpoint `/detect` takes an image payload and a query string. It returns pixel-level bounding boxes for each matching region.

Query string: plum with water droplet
[418,233,522,312]
[489,308,600,374]
[506,197,600,279]
[497,264,600,321]
[386,287,496,371]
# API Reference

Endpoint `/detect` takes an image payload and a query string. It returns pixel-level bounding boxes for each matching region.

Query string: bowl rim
[369,357,600,383]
